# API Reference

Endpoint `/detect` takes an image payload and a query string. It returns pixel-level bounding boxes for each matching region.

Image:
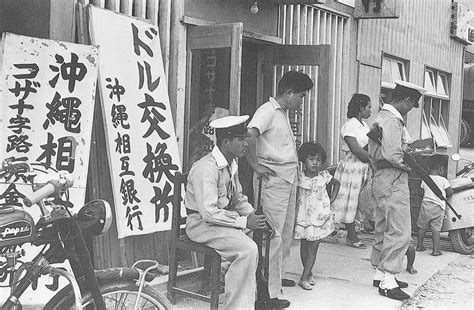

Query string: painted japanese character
[49,53,87,93]
[138,93,169,140]
[142,142,178,183]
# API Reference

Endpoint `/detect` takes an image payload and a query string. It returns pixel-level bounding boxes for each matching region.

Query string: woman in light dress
[331,94,372,249]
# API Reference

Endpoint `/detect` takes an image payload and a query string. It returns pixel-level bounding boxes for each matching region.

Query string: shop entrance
[185,22,332,201]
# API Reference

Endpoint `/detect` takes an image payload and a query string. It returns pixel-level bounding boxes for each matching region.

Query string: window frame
[381,56,408,89]
[380,54,409,111]
[421,67,452,148]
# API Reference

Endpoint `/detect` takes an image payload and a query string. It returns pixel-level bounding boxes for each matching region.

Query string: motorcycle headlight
[77,199,113,236]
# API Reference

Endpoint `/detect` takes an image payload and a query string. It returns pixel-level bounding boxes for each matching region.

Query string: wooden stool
[167,171,221,310]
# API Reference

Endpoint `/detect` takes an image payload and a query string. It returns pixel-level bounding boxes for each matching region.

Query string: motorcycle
[0,158,171,309]
[441,154,474,255]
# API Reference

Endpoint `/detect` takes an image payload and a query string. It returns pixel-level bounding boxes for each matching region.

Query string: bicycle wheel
[46,280,171,309]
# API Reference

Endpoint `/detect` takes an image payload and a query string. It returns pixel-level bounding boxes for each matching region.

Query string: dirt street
[401,255,474,309]
[399,148,474,309]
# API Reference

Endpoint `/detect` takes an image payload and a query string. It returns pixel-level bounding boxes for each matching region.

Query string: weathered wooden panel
[357,63,382,115]
[184,0,279,37]
[280,4,349,164]
[0,0,51,39]
[356,0,465,176]
[358,0,463,75]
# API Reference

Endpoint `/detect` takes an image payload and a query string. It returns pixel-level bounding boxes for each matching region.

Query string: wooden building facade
[0,0,468,268]
[356,0,467,174]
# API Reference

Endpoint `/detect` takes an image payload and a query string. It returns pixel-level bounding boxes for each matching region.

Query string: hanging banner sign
[88,6,182,238]
[0,32,98,210]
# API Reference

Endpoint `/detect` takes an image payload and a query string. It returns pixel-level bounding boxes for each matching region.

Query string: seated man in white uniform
[185,115,267,309]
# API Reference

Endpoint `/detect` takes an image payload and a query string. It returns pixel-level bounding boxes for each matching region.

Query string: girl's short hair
[298,142,327,163]
[347,93,371,118]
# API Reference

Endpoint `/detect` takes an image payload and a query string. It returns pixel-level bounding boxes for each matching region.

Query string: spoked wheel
[45,280,171,309]
[82,286,170,309]
[449,227,474,255]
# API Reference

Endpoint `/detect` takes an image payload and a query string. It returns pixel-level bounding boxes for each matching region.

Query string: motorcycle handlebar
[23,176,74,207]
[23,181,58,207]
[456,164,474,177]
[456,168,468,177]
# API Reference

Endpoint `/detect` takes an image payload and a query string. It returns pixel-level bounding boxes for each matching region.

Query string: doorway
[185,23,332,201]
[239,40,260,203]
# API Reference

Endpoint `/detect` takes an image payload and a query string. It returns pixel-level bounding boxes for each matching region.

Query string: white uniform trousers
[253,173,297,299]
[186,213,258,310]
[370,168,411,274]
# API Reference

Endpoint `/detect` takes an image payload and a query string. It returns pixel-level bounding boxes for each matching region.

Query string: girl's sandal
[308,274,316,285]
[346,240,367,249]
[298,280,313,290]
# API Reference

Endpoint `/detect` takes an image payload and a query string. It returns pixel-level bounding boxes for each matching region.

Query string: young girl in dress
[294,142,340,290]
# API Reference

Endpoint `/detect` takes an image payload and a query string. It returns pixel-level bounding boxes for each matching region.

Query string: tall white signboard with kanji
[88,6,183,238]
[1,33,98,210]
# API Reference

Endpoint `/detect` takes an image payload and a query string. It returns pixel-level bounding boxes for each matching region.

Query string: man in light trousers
[246,71,314,309]
[185,115,266,309]
[367,81,426,301]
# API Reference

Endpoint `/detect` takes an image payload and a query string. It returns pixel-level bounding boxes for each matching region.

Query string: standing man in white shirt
[246,71,314,308]
[185,115,266,310]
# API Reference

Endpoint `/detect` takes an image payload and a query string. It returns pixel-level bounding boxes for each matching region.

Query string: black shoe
[269,298,291,308]
[282,279,296,287]
[373,278,408,288]
[378,287,410,300]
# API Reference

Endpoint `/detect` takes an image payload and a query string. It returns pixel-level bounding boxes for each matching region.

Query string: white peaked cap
[209,115,251,137]
[394,80,427,94]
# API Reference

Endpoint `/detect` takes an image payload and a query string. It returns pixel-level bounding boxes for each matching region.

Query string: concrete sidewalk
[167,235,459,309]
[5,234,459,309]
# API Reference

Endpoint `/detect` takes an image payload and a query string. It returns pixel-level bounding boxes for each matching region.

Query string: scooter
[441,154,474,254]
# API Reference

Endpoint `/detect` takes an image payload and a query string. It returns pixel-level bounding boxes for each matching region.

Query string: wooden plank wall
[279,4,350,164]
[357,63,382,111]
[76,0,174,268]
[77,0,171,77]
[357,0,465,158]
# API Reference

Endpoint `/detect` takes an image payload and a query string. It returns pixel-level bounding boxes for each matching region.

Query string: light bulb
[250,1,259,14]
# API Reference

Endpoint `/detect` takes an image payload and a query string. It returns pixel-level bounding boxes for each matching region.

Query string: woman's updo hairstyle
[347,93,371,118]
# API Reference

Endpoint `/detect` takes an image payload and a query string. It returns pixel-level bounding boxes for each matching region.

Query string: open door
[184,23,243,170]
[261,45,332,154]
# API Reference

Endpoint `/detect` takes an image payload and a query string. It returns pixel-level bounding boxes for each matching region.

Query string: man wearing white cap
[367,80,427,300]
[185,115,266,309]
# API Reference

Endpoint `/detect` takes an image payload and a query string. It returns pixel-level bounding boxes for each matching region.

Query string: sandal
[308,274,316,285]
[298,280,313,290]
[346,240,367,249]
[431,251,442,256]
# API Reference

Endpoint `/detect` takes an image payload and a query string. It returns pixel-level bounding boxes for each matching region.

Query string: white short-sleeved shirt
[248,97,298,183]
[421,175,451,210]
[340,117,370,152]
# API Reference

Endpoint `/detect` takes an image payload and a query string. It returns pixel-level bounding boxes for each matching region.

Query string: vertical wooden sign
[88,6,182,238]
[1,32,98,209]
